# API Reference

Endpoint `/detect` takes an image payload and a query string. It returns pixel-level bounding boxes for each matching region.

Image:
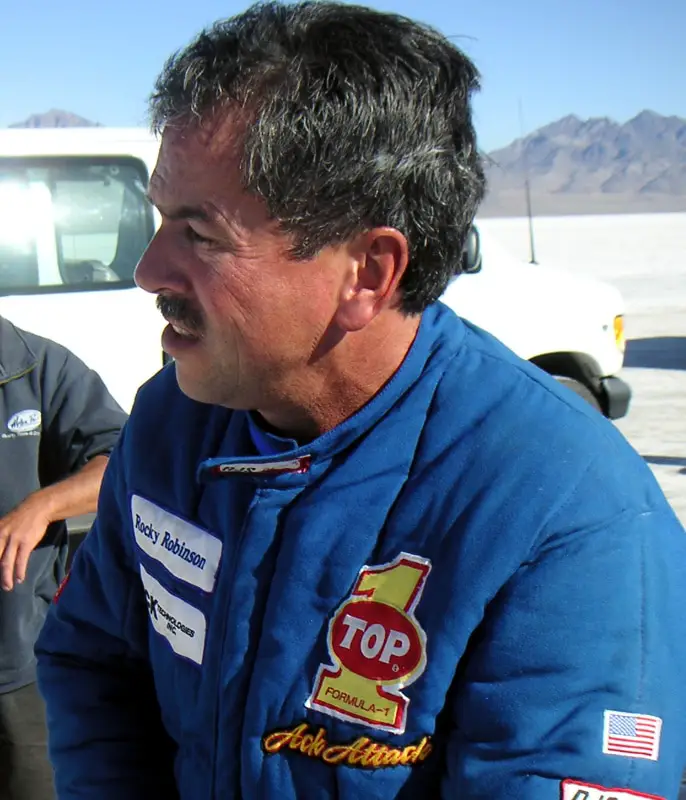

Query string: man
[35,3,686,799]
[0,315,126,799]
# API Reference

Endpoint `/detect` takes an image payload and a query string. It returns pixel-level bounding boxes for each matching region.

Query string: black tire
[555,376,603,413]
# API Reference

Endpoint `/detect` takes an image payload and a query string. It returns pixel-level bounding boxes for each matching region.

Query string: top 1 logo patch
[306,552,431,735]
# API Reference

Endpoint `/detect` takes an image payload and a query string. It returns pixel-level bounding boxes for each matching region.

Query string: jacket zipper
[209,489,262,800]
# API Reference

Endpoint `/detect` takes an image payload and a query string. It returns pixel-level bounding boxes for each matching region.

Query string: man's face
[135,120,349,412]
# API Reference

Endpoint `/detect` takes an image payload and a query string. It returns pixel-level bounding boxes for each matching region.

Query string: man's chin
[173,363,242,410]
[173,364,212,405]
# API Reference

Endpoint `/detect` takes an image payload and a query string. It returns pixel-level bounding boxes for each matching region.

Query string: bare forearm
[30,455,109,522]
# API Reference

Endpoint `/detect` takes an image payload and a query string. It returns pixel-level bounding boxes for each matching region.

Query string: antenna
[518,98,537,264]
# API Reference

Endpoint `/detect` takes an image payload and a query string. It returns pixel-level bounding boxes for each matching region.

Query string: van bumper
[599,376,632,420]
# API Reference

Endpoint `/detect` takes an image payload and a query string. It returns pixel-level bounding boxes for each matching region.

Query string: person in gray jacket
[0,314,126,800]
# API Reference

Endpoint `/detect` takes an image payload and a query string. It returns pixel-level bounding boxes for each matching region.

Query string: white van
[0,128,165,412]
[0,127,630,418]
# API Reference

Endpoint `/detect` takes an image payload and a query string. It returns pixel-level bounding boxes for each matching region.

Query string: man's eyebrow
[144,192,214,223]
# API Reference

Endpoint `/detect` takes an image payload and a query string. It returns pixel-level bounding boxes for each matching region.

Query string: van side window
[0,157,153,294]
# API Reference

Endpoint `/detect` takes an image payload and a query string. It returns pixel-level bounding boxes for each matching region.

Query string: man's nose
[134,229,189,295]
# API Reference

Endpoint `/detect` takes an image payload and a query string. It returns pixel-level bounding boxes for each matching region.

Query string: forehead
[149,115,290,246]
[150,116,246,204]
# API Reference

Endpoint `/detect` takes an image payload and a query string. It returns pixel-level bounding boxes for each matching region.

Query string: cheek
[266,278,336,345]
[196,261,257,328]
[197,269,293,362]
[197,257,338,348]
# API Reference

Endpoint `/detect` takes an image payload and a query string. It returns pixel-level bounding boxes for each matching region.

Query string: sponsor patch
[139,565,206,665]
[7,409,41,433]
[262,722,432,769]
[131,495,222,592]
[205,455,311,477]
[306,552,431,735]
[2,409,42,438]
[603,710,662,761]
[561,779,664,799]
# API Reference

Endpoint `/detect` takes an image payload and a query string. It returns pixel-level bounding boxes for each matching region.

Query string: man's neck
[257,312,421,442]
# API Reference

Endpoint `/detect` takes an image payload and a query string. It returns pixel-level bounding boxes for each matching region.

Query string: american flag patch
[603,710,662,760]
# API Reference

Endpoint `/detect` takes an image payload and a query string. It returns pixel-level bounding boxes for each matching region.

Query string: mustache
[156,294,205,336]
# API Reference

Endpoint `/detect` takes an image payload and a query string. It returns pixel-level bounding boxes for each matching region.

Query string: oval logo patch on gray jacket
[7,409,42,434]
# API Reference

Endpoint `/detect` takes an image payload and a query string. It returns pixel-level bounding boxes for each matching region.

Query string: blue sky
[2,0,683,152]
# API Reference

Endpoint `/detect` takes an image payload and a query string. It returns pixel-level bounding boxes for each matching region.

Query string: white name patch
[213,456,310,475]
[131,495,222,592]
[561,779,664,800]
[140,565,206,665]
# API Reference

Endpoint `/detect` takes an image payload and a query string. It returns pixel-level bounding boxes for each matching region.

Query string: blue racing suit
[36,303,686,799]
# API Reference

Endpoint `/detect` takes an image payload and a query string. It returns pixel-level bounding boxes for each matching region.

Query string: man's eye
[185,227,213,245]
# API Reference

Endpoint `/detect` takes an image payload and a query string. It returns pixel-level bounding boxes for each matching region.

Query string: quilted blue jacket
[36,303,686,799]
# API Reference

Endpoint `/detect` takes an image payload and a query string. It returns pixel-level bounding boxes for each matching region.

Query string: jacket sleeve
[35,426,179,799]
[443,507,686,800]
[38,342,128,483]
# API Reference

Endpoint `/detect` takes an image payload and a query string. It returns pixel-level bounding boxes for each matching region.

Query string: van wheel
[555,376,602,413]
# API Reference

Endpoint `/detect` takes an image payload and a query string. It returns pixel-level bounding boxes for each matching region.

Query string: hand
[0,498,51,591]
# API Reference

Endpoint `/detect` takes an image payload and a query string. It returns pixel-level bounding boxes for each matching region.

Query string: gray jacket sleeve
[37,341,128,483]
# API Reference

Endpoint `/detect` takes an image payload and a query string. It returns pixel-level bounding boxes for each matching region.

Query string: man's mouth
[157,294,204,340]
[167,320,199,339]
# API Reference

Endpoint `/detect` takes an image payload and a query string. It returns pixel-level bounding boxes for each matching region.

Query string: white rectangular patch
[561,779,663,799]
[602,710,662,761]
[139,565,206,665]
[131,495,222,592]
[211,455,310,476]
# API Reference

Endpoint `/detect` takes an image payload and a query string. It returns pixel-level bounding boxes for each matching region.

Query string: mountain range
[7,108,686,216]
[481,110,686,216]
[9,109,101,129]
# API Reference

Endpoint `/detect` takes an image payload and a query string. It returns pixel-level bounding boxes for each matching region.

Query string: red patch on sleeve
[561,779,664,799]
[53,573,70,603]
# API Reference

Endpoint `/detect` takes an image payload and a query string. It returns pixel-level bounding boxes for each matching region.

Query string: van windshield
[0,157,153,294]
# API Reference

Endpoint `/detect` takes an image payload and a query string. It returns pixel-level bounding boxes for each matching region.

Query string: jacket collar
[0,316,38,383]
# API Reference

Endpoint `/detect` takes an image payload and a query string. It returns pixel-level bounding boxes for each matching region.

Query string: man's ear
[335,228,409,332]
